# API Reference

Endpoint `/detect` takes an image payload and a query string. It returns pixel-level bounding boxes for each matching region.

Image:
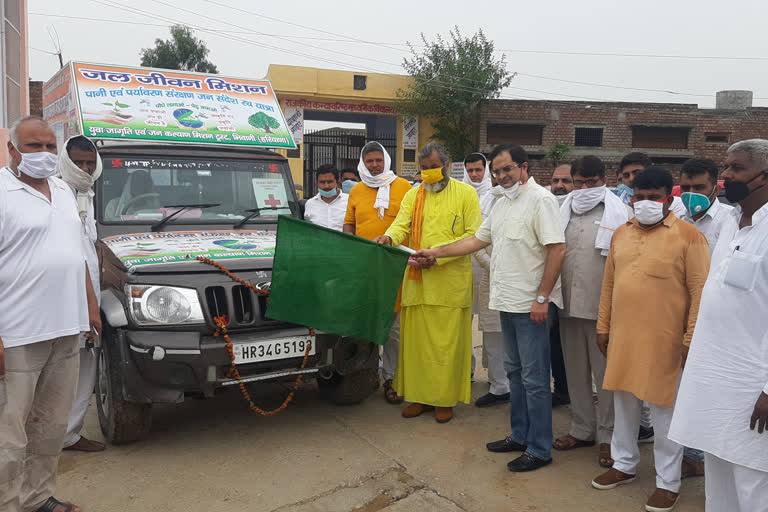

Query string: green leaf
[102,102,113,106]
[115,102,130,108]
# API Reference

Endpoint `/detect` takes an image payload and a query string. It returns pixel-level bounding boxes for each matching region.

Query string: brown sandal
[383,379,404,404]
[553,434,596,451]
[599,443,614,468]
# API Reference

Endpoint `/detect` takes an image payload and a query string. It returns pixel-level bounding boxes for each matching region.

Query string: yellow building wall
[266,65,436,195]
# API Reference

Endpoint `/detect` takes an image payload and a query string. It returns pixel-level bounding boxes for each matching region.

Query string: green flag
[266,216,409,345]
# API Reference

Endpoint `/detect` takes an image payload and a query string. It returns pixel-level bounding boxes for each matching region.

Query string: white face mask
[502,181,522,201]
[571,185,605,214]
[633,199,665,225]
[13,146,58,179]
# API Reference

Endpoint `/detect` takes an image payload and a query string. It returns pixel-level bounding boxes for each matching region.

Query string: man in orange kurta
[591,167,710,512]
[343,141,412,404]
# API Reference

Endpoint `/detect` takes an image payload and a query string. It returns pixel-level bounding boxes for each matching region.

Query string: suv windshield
[99,156,298,225]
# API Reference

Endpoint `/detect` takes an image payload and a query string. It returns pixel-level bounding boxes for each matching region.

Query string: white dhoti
[705,453,768,512]
[64,345,97,447]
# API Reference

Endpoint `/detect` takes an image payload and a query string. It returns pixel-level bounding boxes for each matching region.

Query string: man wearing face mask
[0,117,101,512]
[340,168,360,195]
[669,139,768,512]
[374,141,482,423]
[303,164,348,231]
[680,158,733,252]
[591,167,709,512]
[412,144,566,472]
[463,153,509,407]
[56,136,108,454]
[615,152,687,220]
[555,156,630,468]
[344,142,411,404]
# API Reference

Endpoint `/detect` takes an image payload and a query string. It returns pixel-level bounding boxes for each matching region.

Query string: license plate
[232,335,315,364]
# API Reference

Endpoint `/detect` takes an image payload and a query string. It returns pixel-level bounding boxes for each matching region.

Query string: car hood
[101,230,276,273]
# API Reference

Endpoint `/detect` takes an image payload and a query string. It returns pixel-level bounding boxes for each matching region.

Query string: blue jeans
[500,308,553,460]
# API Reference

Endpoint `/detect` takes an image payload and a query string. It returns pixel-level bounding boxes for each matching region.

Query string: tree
[248,112,281,133]
[140,25,218,74]
[398,28,512,160]
[548,143,570,166]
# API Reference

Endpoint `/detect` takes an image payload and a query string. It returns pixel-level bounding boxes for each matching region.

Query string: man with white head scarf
[344,142,412,404]
[464,153,509,407]
[56,135,106,453]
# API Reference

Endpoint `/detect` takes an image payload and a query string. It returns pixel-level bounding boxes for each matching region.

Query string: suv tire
[318,366,380,405]
[96,324,152,444]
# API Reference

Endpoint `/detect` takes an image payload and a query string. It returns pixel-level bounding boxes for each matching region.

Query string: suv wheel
[318,339,380,405]
[95,324,152,444]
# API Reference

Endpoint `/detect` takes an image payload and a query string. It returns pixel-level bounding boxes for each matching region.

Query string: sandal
[383,379,404,404]
[553,434,596,451]
[35,497,80,512]
[599,443,614,468]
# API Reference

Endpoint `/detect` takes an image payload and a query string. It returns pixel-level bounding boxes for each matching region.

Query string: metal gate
[303,128,397,197]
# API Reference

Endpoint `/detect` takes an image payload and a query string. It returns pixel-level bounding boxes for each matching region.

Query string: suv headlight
[126,285,205,326]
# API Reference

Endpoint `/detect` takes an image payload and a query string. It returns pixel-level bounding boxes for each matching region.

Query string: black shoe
[552,392,571,407]
[507,452,552,472]
[487,436,527,453]
[475,392,510,408]
[638,425,655,444]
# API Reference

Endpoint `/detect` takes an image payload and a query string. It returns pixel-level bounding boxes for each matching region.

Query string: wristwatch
[536,295,548,304]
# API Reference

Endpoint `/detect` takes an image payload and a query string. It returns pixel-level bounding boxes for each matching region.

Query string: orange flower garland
[198,256,311,416]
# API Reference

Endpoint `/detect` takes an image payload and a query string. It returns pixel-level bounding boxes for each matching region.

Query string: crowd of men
[299,137,768,512]
[1,114,767,512]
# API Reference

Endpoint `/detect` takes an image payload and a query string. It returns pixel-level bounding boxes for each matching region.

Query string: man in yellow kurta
[374,141,482,423]
[591,167,710,512]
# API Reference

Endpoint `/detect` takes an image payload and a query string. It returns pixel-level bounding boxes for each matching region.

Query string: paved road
[57,345,705,511]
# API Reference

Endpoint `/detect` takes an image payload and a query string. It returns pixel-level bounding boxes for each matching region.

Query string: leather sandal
[383,379,404,404]
[553,434,596,451]
[599,443,614,468]
[35,497,80,512]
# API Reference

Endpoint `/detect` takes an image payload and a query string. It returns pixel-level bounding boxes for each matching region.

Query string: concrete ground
[58,341,705,512]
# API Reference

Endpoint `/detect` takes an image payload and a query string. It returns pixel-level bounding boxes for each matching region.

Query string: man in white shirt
[0,117,101,512]
[303,164,348,231]
[680,158,733,253]
[670,139,768,512]
[413,144,566,472]
[56,136,107,454]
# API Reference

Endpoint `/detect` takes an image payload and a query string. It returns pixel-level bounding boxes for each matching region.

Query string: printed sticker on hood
[102,231,275,269]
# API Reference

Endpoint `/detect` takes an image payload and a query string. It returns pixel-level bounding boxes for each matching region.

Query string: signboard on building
[402,116,418,149]
[42,65,79,150]
[284,98,397,115]
[284,106,304,145]
[66,62,295,148]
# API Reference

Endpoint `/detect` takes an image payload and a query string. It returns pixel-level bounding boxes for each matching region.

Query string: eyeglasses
[491,163,521,178]
[573,178,602,188]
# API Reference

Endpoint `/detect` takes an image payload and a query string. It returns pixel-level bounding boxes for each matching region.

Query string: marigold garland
[198,256,311,416]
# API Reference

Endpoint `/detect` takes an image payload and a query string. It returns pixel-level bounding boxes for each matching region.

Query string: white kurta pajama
[670,202,768,512]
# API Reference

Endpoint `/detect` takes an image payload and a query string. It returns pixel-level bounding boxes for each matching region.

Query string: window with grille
[487,123,543,145]
[403,149,416,162]
[353,75,367,91]
[574,127,603,147]
[631,127,689,149]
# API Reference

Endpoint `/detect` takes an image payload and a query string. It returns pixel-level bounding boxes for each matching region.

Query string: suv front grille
[204,283,282,329]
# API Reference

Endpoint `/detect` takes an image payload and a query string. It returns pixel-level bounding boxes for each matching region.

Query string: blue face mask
[318,187,338,199]
[681,187,715,217]
[616,183,634,197]
[341,180,357,194]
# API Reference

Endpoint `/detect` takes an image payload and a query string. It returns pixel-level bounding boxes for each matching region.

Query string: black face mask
[724,172,767,203]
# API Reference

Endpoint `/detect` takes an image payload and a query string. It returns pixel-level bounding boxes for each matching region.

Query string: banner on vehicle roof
[69,62,296,149]
[102,231,276,269]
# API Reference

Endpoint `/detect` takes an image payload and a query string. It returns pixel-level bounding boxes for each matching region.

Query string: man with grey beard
[374,141,482,424]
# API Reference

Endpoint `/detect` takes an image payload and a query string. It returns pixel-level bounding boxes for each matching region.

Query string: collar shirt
[475,178,565,313]
[303,191,349,231]
[0,169,89,347]
[670,202,768,471]
[682,198,734,255]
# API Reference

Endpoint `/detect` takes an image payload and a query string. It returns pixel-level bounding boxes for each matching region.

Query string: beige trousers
[0,335,80,512]
[559,317,614,445]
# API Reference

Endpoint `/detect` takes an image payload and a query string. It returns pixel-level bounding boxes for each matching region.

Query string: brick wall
[28,81,43,118]
[479,99,768,186]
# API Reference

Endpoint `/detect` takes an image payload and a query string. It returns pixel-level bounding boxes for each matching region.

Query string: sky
[27,0,768,109]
